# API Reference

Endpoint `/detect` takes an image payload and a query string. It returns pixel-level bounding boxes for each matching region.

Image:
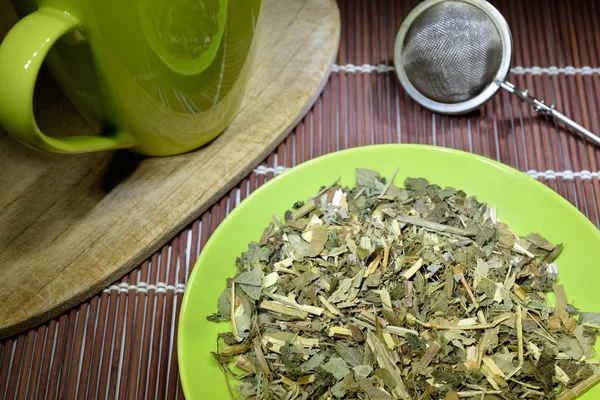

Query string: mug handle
[0,7,135,154]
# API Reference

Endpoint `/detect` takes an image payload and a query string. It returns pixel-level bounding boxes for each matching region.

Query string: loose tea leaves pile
[207,168,600,399]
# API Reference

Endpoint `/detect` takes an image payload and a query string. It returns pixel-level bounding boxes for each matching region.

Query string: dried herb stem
[231,283,241,342]
[408,314,510,331]
[456,390,502,397]
[384,325,419,337]
[558,372,600,400]
[253,336,271,375]
[404,281,413,308]
[291,200,315,220]
[508,378,541,390]
[396,214,477,237]
[401,257,424,280]
[259,300,309,319]
[524,308,558,344]
[516,305,524,364]
[477,310,487,324]
[378,167,399,198]
[318,295,343,316]
[459,275,480,309]
[419,342,441,368]
[235,355,256,373]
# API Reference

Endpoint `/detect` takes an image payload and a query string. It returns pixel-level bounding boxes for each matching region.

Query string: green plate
[178,144,600,399]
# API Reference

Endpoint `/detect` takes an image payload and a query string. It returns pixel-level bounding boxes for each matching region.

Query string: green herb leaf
[579,312,600,329]
[323,357,351,380]
[335,342,364,367]
[234,267,264,301]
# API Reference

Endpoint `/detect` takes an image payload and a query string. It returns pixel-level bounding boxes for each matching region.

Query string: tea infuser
[394,0,600,145]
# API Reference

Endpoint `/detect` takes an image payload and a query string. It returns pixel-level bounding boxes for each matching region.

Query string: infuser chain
[498,80,600,145]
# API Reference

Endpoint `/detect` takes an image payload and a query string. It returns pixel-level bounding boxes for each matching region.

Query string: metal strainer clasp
[500,80,600,145]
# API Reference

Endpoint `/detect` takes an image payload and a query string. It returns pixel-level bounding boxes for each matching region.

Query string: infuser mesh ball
[400,1,504,104]
[393,0,600,144]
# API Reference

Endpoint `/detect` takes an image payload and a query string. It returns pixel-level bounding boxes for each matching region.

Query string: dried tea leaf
[331,373,357,398]
[554,284,571,328]
[307,225,329,257]
[526,233,555,251]
[442,331,477,350]
[335,342,364,367]
[473,258,489,290]
[233,294,253,340]
[356,377,394,400]
[323,357,350,380]
[216,287,231,318]
[291,270,320,289]
[497,222,516,248]
[301,353,325,372]
[490,353,516,376]
[235,382,256,398]
[239,242,270,269]
[353,365,373,378]
[481,326,499,353]
[405,177,429,193]
[280,342,304,372]
[536,351,556,390]
[287,217,309,231]
[573,325,596,359]
[287,234,310,258]
[234,267,264,301]
[579,312,600,329]
[356,168,382,191]
[328,278,353,304]
[444,390,460,400]
[374,368,398,391]
[348,324,365,343]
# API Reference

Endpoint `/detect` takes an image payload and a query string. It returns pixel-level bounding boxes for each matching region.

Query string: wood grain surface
[0,0,340,339]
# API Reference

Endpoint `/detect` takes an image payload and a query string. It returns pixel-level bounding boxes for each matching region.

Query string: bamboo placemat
[2,0,600,398]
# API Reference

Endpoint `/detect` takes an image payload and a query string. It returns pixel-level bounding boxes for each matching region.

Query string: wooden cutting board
[0,0,340,339]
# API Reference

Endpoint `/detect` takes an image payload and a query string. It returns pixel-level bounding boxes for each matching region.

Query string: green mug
[0,0,262,156]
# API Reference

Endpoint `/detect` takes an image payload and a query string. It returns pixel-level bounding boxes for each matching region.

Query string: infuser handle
[499,80,600,146]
